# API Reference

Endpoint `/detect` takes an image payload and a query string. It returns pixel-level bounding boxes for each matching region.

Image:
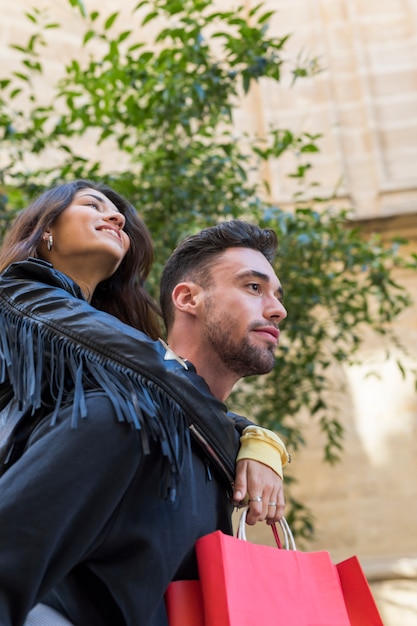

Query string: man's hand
[233,459,285,525]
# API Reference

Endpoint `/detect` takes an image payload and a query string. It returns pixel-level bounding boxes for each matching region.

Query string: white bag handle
[237,506,297,550]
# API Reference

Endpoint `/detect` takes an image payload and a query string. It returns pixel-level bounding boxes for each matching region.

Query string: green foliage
[231,206,416,465]
[0,0,294,271]
[0,0,416,536]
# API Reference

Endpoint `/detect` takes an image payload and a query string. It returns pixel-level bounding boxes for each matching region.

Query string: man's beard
[204,311,276,378]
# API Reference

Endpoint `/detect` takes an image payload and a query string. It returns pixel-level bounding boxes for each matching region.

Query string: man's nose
[267,298,287,323]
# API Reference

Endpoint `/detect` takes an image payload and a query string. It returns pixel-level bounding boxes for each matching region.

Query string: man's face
[200,247,287,378]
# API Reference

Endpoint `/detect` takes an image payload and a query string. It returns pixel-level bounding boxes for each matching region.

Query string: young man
[160,219,289,526]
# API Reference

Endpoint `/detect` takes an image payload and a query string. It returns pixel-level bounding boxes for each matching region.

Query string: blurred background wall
[238,2,417,624]
[1,1,416,623]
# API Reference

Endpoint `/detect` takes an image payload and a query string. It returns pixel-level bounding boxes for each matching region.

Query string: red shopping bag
[165,510,384,626]
[337,556,384,626]
[193,509,384,626]
[196,534,351,625]
[165,580,204,626]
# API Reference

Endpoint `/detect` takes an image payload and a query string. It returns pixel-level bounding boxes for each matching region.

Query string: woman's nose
[106,212,126,229]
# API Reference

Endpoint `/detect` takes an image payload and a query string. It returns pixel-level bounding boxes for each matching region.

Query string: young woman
[0,181,287,626]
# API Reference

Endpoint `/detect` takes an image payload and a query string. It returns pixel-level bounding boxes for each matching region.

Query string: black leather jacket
[0,259,260,626]
[0,258,250,494]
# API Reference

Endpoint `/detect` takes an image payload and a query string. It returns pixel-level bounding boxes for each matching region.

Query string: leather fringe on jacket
[0,258,247,499]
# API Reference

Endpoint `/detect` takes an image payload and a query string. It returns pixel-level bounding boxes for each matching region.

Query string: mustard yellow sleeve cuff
[236,426,290,481]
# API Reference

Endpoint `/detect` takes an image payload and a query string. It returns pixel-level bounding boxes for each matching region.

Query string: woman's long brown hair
[0,180,162,339]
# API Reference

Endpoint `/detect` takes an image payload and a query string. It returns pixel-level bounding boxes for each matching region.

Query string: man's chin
[243,354,275,377]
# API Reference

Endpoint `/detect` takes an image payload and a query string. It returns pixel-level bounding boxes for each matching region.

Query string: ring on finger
[248,496,263,503]
[268,501,277,506]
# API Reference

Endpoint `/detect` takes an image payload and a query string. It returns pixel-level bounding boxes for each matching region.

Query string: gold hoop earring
[47,234,53,251]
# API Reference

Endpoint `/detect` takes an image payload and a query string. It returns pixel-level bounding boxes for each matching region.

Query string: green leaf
[300,143,319,153]
[104,12,119,31]
[138,50,154,62]
[24,11,38,24]
[142,11,159,26]
[68,0,87,18]
[83,30,95,46]
[134,0,149,10]
[242,72,251,93]
[118,30,132,44]
[12,71,29,82]
[248,3,264,17]
[257,10,275,24]
[127,43,144,52]
[10,45,27,53]
[10,88,22,99]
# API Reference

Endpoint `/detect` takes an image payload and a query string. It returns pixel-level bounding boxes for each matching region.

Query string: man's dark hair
[160,219,278,331]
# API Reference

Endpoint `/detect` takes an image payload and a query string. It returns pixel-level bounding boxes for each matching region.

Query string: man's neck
[167,335,237,402]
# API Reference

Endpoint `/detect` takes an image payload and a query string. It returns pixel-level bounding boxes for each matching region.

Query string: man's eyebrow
[237,270,284,299]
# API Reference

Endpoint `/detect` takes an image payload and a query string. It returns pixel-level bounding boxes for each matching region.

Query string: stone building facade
[1,0,416,624]
[240,2,417,624]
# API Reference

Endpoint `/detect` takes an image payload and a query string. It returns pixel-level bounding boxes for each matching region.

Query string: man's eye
[249,283,261,293]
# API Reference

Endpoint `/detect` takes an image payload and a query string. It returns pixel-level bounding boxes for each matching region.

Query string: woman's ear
[171,281,203,316]
[42,229,53,252]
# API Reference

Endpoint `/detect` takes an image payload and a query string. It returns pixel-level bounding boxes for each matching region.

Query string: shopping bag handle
[237,506,297,551]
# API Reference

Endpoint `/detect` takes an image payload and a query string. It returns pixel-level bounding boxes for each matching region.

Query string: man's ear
[171,281,203,316]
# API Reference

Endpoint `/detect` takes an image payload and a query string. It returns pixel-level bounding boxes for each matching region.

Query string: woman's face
[43,187,131,298]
